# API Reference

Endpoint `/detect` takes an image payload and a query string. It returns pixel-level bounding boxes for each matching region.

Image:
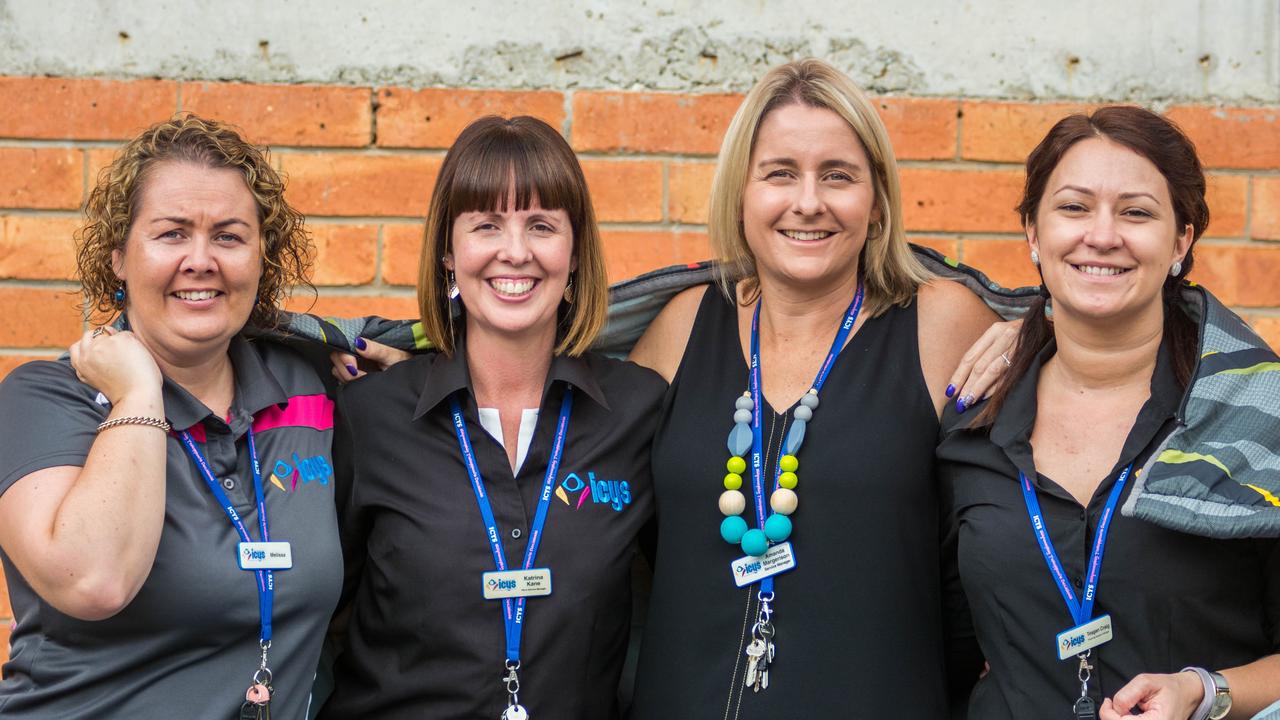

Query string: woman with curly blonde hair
[0,114,342,719]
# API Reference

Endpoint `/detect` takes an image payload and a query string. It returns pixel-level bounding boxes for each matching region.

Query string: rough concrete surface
[0,0,1277,101]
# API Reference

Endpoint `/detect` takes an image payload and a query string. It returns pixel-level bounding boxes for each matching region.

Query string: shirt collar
[413,337,609,420]
[164,335,289,433]
[989,334,1183,481]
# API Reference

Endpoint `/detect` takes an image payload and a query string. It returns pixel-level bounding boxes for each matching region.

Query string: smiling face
[741,103,879,294]
[445,197,575,348]
[112,161,263,364]
[1029,137,1192,327]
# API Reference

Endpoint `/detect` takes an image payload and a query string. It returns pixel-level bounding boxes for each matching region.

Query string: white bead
[719,490,747,516]
[770,488,798,515]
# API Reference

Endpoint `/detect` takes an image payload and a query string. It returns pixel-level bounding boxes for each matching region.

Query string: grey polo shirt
[0,336,342,719]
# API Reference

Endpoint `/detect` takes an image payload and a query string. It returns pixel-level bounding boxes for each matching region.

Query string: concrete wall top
[2,0,1278,102]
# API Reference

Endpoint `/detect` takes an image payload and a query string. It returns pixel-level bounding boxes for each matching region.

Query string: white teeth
[489,278,536,296]
[780,230,834,241]
[175,290,219,300]
[1075,265,1127,277]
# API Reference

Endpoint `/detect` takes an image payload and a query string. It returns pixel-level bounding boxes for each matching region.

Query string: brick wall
[1,76,1279,659]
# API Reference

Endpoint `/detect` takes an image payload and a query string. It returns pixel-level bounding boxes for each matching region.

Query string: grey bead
[728,422,753,457]
[793,405,813,422]
[783,419,807,455]
[735,395,755,412]
[799,393,819,410]
[734,408,753,424]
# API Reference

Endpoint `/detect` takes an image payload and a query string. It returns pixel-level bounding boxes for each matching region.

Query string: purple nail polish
[354,336,367,351]
[346,364,358,377]
[955,397,967,413]
[945,384,956,398]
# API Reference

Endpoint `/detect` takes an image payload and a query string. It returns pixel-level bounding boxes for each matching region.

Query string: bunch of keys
[743,621,776,693]
[501,660,530,720]
[239,642,273,720]
[1072,652,1096,720]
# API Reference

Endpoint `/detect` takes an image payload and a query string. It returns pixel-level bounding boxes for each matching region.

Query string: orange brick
[961,101,1095,163]
[581,160,663,223]
[281,153,440,217]
[1204,174,1247,238]
[0,354,57,383]
[308,224,377,285]
[0,148,82,210]
[1247,316,1280,353]
[1191,243,1280,306]
[875,97,958,161]
[0,288,82,347]
[85,148,118,189]
[668,161,715,225]
[376,88,565,148]
[285,293,419,321]
[382,223,426,286]
[0,215,81,280]
[1251,176,1280,241]
[0,76,178,141]
[182,82,371,148]
[601,230,712,281]
[909,236,961,261]
[899,168,1024,233]
[1165,106,1280,169]
[572,92,741,154]
[961,238,1041,289]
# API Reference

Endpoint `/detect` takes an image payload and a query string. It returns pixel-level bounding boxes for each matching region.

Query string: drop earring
[447,271,460,300]
[112,284,126,309]
[563,274,575,304]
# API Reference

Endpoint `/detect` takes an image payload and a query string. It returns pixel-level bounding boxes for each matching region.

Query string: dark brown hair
[416,115,608,356]
[976,106,1206,425]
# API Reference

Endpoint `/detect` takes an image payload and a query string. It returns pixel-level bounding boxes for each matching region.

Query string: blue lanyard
[748,283,864,593]
[1019,464,1132,626]
[178,427,274,644]
[448,387,574,663]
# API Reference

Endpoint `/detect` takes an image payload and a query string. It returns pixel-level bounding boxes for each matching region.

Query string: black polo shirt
[937,340,1280,719]
[321,344,665,720]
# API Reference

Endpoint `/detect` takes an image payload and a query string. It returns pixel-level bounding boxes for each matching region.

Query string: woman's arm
[1099,655,1280,719]
[917,280,1000,417]
[0,328,166,620]
[627,284,708,382]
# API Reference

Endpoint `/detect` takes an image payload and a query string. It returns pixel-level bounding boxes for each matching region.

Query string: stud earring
[447,271,460,300]
[112,284,126,309]
[1170,260,1182,277]
[1030,250,1040,266]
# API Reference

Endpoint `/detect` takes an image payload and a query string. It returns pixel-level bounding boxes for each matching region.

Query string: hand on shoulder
[917,279,1000,415]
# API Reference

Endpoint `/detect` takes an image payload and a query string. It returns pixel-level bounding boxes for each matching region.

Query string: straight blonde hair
[709,58,931,316]
[417,116,608,357]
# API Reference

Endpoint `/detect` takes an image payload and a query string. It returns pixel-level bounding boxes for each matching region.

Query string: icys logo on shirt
[268,452,333,491]
[554,471,632,512]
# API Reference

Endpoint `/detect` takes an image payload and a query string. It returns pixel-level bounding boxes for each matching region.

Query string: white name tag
[1056,614,1114,660]
[238,541,293,570]
[730,542,798,587]
[483,568,553,600]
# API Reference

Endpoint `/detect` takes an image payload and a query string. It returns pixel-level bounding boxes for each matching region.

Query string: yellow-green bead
[779,454,798,473]
[727,456,747,474]
[724,472,743,490]
[778,471,798,489]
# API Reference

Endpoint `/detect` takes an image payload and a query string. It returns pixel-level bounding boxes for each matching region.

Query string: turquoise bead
[720,515,749,544]
[783,419,806,455]
[727,422,752,456]
[741,528,769,557]
[764,513,792,542]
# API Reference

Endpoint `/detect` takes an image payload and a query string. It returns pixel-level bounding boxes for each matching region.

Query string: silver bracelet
[1180,667,1214,720]
[97,416,172,433]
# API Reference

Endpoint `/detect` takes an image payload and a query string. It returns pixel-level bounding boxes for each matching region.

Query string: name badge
[730,542,798,587]
[238,541,293,570]
[483,568,553,600]
[1056,613,1114,660]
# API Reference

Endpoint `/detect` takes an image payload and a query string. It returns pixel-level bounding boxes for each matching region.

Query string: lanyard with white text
[747,282,863,595]
[448,386,573,717]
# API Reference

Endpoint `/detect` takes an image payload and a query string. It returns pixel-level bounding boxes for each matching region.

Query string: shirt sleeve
[0,360,108,495]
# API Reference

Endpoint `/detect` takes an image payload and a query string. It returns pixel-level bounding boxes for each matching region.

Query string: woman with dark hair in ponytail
[937,106,1280,720]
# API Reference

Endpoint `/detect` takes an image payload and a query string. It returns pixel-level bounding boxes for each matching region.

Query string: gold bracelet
[97,416,172,433]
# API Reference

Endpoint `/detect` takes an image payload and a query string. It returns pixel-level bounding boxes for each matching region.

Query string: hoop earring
[563,274,575,305]
[867,220,884,239]
[447,271,460,301]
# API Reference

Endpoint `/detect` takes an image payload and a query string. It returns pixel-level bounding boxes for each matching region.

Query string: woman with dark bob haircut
[319,116,666,719]
[0,114,343,719]
[938,106,1280,719]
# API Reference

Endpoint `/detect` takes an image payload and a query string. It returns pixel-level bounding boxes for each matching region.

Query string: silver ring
[1000,352,1012,367]
[91,327,108,339]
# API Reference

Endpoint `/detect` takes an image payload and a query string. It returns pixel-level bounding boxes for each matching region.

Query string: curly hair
[76,113,313,328]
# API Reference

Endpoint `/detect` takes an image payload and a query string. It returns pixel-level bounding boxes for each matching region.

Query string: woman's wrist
[1179,667,1212,720]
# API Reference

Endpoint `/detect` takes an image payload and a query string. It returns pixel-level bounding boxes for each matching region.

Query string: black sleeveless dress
[631,285,960,719]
